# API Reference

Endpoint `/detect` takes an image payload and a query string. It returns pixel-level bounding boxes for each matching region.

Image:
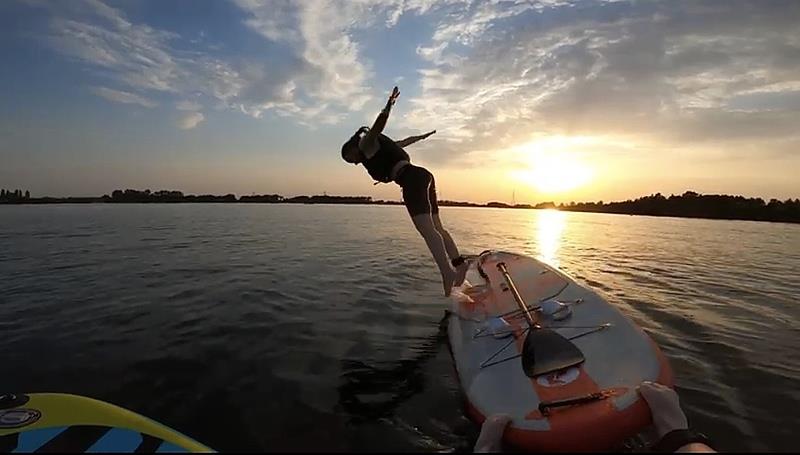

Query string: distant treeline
[2,188,798,223]
[554,191,800,223]
[0,189,31,202]
[108,189,237,203]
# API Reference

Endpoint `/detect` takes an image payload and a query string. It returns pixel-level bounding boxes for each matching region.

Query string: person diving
[341,86,469,296]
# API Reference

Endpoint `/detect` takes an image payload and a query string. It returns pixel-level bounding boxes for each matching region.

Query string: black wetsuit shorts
[396,164,439,217]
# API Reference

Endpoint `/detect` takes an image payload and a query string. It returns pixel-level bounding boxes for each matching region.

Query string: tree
[1,189,5,198]
[24,190,30,199]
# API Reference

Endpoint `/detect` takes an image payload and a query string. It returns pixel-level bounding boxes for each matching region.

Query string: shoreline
[2,197,798,225]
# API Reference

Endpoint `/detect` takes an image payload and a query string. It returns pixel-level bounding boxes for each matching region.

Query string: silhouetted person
[340,86,469,296]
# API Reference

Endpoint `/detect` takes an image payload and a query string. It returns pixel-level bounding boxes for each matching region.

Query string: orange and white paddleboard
[447,251,673,452]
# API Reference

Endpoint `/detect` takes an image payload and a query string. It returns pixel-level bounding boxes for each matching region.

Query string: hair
[341,126,370,163]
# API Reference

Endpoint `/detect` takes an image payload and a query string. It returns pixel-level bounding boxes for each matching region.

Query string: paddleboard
[0,393,213,453]
[447,251,673,451]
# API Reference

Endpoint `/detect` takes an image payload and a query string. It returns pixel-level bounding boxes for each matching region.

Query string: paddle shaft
[496,262,539,328]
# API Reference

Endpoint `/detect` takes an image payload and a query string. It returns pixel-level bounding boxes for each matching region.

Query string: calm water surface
[1,204,799,452]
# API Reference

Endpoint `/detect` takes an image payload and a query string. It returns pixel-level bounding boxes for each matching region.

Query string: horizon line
[2,188,799,206]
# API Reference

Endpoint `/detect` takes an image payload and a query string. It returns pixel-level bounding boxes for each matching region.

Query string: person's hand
[474,414,512,453]
[387,86,400,107]
[638,381,689,439]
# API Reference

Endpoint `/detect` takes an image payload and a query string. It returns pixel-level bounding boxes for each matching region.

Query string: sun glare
[510,136,595,195]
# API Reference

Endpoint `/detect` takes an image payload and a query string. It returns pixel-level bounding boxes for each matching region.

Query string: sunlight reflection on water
[534,209,566,268]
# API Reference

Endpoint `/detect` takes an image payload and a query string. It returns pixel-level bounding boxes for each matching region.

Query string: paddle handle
[497,262,539,328]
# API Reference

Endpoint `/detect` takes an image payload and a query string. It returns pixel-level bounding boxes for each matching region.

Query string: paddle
[496,262,585,377]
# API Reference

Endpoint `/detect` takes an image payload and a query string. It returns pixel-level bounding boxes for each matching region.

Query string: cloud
[399,0,800,166]
[42,0,343,123]
[50,13,181,93]
[229,0,458,117]
[90,86,157,108]
[175,100,202,111]
[44,0,250,105]
[231,0,377,113]
[178,112,205,130]
[35,0,800,156]
[45,0,449,125]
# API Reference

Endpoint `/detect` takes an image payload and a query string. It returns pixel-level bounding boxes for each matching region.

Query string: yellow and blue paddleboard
[0,393,213,453]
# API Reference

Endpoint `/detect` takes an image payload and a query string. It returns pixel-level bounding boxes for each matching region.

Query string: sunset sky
[1,0,798,204]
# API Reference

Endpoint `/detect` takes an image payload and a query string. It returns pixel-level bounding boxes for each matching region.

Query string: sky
[1,0,798,204]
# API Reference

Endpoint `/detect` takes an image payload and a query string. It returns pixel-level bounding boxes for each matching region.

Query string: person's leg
[411,214,456,296]
[428,172,468,287]
[434,213,468,287]
[432,214,459,258]
[427,174,460,260]
[403,166,456,296]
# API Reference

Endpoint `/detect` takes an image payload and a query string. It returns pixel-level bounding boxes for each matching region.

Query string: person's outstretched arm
[361,86,399,158]
[396,130,436,148]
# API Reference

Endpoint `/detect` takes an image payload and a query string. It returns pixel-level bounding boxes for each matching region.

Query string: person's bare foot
[442,268,456,296]
[454,261,469,287]
[475,414,512,452]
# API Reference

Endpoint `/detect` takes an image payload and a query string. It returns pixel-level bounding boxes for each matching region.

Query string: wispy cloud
[229,0,455,119]
[43,0,245,120]
[231,0,378,115]
[50,11,181,93]
[43,0,440,125]
[42,0,348,124]
[90,86,157,108]
[177,112,205,130]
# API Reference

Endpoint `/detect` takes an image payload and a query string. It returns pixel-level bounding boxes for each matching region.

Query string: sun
[524,152,591,194]
[510,136,594,195]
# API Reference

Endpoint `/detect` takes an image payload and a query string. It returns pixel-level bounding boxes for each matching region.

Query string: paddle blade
[521,328,585,377]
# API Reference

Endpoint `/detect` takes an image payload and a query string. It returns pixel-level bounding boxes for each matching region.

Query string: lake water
[1,204,798,452]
